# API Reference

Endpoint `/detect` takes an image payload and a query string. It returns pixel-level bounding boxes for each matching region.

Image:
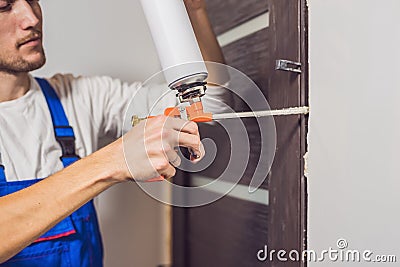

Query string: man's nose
[15,0,40,30]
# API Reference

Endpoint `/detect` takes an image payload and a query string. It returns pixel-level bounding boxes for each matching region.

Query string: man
[0,0,228,265]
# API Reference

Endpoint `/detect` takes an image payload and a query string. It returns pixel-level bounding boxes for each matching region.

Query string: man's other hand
[184,0,207,12]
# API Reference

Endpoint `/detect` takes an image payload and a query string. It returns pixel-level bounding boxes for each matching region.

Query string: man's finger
[160,164,176,180]
[163,116,199,135]
[165,148,181,167]
[166,131,202,157]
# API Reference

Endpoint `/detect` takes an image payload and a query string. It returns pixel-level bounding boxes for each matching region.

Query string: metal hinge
[275,59,302,74]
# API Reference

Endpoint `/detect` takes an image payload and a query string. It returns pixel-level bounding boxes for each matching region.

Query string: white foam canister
[140,0,208,89]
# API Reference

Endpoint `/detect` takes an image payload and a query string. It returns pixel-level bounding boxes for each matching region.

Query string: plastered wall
[308,0,400,265]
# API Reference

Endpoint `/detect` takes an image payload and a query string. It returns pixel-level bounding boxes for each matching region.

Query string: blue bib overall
[0,78,103,266]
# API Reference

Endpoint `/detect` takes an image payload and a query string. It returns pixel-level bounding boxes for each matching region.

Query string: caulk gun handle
[133,108,209,183]
[146,176,165,182]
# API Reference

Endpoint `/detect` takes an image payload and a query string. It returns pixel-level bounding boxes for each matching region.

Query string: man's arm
[183,0,233,115]
[185,0,230,86]
[185,0,224,64]
[0,116,202,263]
[0,147,118,263]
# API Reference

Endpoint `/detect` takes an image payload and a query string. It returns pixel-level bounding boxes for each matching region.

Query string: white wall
[36,0,160,82]
[35,1,168,266]
[308,0,400,265]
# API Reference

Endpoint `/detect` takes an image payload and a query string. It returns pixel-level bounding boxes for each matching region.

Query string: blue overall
[0,78,103,266]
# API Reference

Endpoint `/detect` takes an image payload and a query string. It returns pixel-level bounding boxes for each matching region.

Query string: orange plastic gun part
[164,101,213,122]
[146,101,212,183]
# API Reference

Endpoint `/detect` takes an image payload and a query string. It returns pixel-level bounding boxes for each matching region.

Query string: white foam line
[191,176,269,206]
[217,12,270,47]
[212,106,310,120]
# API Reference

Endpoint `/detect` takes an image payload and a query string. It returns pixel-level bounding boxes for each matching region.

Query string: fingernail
[189,148,200,159]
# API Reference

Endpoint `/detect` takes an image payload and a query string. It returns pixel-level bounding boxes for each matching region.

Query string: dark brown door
[173,0,308,266]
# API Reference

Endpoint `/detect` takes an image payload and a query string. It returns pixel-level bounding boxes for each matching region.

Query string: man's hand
[184,0,207,12]
[183,0,227,75]
[110,115,203,182]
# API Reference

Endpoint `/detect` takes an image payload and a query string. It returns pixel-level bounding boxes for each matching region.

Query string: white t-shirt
[0,74,231,182]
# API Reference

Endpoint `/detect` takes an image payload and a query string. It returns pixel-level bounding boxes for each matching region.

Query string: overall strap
[0,153,5,182]
[35,78,80,168]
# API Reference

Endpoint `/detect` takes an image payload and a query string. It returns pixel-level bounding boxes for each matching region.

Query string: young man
[0,0,228,265]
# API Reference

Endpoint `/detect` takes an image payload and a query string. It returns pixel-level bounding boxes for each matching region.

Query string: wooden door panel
[206,0,268,35]
[265,2,307,265]
[187,196,268,267]
[222,28,270,96]
[173,0,308,266]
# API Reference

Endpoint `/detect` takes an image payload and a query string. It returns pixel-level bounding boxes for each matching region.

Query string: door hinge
[275,59,302,74]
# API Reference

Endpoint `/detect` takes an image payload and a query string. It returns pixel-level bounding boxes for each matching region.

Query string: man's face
[0,0,45,73]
